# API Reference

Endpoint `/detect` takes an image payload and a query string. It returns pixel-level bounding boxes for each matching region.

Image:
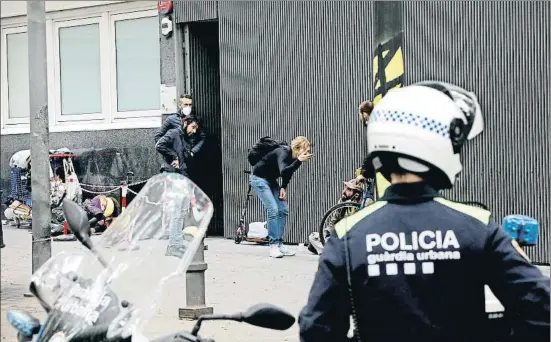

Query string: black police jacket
[298,182,550,342]
[155,127,193,174]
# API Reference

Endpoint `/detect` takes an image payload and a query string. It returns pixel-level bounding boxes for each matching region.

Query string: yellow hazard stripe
[372,34,404,104]
[434,198,491,225]
[335,201,388,238]
[384,46,404,85]
[375,172,391,200]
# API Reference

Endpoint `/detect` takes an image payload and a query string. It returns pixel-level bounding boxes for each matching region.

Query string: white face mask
[182,106,192,116]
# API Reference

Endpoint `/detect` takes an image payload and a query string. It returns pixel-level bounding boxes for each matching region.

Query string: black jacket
[251,145,302,189]
[155,128,194,174]
[154,111,206,155]
[299,182,550,342]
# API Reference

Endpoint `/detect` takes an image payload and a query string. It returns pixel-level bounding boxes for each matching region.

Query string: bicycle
[317,175,374,246]
[318,201,362,246]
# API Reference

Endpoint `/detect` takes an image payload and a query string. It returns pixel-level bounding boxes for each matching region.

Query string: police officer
[298,82,550,342]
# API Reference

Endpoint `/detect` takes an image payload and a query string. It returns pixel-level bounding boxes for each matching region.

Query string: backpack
[247,137,288,166]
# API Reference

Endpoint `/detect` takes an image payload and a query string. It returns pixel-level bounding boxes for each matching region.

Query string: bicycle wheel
[318,202,361,245]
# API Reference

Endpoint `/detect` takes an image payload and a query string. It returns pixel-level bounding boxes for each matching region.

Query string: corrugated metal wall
[218,1,374,244]
[174,1,218,23]
[403,1,550,263]
[172,1,549,263]
[187,22,224,236]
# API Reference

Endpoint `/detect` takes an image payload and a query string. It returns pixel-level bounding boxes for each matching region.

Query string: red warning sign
[158,0,173,15]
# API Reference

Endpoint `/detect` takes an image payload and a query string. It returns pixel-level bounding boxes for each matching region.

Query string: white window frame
[52,16,109,123]
[109,9,160,120]
[1,25,30,126]
[1,1,162,135]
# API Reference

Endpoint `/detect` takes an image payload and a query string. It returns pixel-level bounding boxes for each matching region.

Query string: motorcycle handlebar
[71,326,210,342]
[70,325,110,342]
[149,331,214,342]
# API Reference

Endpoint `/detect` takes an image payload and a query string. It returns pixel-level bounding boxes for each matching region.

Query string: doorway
[185,21,224,236]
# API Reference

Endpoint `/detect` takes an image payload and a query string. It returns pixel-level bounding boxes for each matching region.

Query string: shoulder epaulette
[335,201,387,238]
[434,197,491,225]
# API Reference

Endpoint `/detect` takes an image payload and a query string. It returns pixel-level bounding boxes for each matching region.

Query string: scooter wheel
[234,235,242,244]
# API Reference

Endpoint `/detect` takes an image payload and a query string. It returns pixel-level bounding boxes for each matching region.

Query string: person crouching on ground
[155,116,200,177]
[307,178,366,255]
[83,195,119,233]
[327,178,367,230]
[250,136,312,258]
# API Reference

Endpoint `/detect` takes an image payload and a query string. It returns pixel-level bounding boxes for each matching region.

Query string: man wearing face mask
[156,116,200,177]
[154,94,206,158]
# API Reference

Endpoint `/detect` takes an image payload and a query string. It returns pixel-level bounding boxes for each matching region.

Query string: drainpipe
[174,22,186,98]
[372,1,405,200]
[183,24,191,94]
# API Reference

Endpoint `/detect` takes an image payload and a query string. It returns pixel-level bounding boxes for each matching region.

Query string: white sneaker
[279,244,296,256]
[270,245,284,258]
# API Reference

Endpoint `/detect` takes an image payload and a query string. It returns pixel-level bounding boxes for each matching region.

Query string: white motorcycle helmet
[367,81,484,189]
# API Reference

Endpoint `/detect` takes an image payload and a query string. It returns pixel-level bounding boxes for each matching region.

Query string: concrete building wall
[1,1,173,202]
[0,1,125,18]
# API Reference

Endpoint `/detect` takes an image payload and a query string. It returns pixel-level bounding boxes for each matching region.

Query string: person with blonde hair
[249,135,312,258]
[83,194,120,233]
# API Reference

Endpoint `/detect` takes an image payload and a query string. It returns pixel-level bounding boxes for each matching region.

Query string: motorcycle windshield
[30,173,213,341]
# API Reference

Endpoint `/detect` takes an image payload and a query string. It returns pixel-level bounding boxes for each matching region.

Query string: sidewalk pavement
[1,227,318,341]
[1,227,550,341]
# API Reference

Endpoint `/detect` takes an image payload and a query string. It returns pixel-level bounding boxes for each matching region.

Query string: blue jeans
[165,192,190,247]
[249,175,289,245]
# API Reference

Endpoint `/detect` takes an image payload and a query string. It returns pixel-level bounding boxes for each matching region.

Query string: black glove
[361,156,375,179]
[184,149,194,159]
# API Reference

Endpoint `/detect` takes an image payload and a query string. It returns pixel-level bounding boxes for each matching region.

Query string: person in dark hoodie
[155,116,200,177]
[154,94,206,157]
[250,136,312,258]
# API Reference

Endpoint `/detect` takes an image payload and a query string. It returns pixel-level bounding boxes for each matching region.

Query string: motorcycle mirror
[241,303,295,331]
[190,303,295,336]
[62,199,93,250]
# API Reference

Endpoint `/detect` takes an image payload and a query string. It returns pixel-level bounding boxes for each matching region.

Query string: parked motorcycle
[7,173,295,341]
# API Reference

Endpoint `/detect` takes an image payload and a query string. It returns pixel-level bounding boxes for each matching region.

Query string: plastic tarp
[72,148,127,187]
[71,148,150,206]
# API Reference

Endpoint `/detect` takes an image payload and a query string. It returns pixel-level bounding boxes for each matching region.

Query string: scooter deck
[244,237,269,244]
